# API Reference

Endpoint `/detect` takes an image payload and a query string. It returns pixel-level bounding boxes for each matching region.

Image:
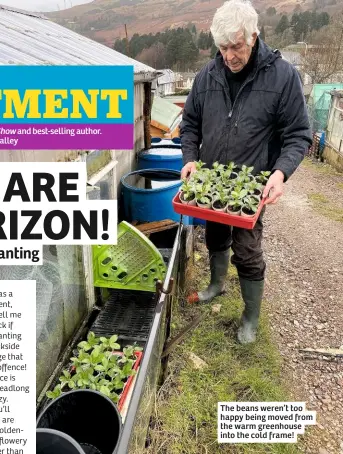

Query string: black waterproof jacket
[180,38,312,181]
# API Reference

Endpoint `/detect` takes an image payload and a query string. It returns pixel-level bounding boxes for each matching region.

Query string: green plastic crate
[92,221,167,292]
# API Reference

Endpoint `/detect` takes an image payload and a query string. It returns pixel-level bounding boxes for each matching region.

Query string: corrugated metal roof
[0,4,159,80]
[151,96,182,131]
[157,69,178,85]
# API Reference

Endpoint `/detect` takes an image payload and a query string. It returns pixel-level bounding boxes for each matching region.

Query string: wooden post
[143,82,152,149]
[124,24,130,57]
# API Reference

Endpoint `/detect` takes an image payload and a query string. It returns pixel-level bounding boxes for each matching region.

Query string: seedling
[256,170,271,184]
[46,332,142,404]
[242,195,259,217]
[177,160,269,216]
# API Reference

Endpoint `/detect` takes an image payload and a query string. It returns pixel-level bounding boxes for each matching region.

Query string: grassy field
[145,237,306,454]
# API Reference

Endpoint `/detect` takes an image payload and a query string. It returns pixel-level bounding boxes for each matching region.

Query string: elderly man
[180,0,312,344]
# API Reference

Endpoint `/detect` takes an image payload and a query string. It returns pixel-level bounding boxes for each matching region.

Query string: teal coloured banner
[0,66,134,124]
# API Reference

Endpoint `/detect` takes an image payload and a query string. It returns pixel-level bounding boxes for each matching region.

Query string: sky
[0,0,93,12]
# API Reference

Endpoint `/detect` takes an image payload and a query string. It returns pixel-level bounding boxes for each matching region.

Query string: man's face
[219,32,257,72]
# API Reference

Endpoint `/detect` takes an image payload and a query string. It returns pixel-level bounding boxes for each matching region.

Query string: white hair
[210,0,260,47]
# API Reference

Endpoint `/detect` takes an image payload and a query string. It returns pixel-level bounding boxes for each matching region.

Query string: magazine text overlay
[218,402,316,443]
[0,162,117,265]
[0,280,36,454]
[0,66,134,150]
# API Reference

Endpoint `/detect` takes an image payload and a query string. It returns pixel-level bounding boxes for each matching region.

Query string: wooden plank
[299,348,343,358]
[135,220,178,235]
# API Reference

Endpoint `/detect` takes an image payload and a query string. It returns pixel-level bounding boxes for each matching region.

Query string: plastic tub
[121,169,185,223]
[37,429,86,454]
[36,390,122,454]
[137,147,183,171]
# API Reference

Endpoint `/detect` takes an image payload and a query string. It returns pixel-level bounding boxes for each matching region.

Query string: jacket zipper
[229,70,258,135]
[229,62,270,134]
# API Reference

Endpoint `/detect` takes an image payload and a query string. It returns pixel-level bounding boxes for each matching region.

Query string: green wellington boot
[187,249,230,304]
[237,277,264,344]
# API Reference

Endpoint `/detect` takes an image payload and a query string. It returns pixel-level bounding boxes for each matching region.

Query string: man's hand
[181,162,197,179]
[262,170,285,205]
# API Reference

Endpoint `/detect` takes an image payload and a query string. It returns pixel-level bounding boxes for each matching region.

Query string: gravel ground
[262,159,343,454]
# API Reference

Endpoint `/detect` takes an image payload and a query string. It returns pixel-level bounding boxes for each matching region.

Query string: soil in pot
[229,172,238,180]
[180,192,196,205]
[254,189,262,197]
[227,205,241,215]
[212,200,228,211]
[241,207,256,217]
[196,198,212,209]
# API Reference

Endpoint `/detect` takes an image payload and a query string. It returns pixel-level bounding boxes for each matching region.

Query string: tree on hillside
[198,31,208,49]
[266,7,276,16]
[301,14,343,84]
[136,42,166,69]
[275,15,290,35]
[260,25,266,41]
[211,43,217,58]
[291,12,309,41]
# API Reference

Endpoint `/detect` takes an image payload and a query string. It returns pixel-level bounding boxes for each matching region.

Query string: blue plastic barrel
[151,137,181,146]
[121,169,189,223]
[138,147,183,171]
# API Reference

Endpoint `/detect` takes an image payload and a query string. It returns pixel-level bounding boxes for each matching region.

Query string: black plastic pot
[37,429,86,454]
[36,390,122,454]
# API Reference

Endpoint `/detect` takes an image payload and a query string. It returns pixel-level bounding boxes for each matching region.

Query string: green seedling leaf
[87,331,95,341]
[95,365,106,372]
[46,391,56,399]
[123,347,134,357]
[46,384,62,399]
[110,393,119,403]
[92,346,100,358]
[100,386,111,397]
[110,342,120,350]
[122,363,134,376]
[78,341,91,351]
[113,380,125,390]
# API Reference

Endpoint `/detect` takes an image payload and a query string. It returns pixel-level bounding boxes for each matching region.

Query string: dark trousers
[205,210,266,281]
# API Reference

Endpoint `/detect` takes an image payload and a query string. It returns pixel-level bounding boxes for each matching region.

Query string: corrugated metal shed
[0,4,159,82]
[157,69,177,85]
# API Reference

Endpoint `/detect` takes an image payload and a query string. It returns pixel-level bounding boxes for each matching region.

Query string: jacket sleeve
[180,77,202,165]
[272,65,312,182]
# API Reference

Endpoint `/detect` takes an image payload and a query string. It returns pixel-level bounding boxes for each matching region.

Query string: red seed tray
[117,351,142,412]
[172,192,265,229]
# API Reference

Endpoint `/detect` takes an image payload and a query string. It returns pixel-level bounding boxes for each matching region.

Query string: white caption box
[0,281,36,454]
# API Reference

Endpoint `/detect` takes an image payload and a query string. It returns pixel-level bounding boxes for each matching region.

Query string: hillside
[46,0,343,47]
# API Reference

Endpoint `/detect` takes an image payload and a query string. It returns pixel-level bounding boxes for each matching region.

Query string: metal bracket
[155,278,174,297]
